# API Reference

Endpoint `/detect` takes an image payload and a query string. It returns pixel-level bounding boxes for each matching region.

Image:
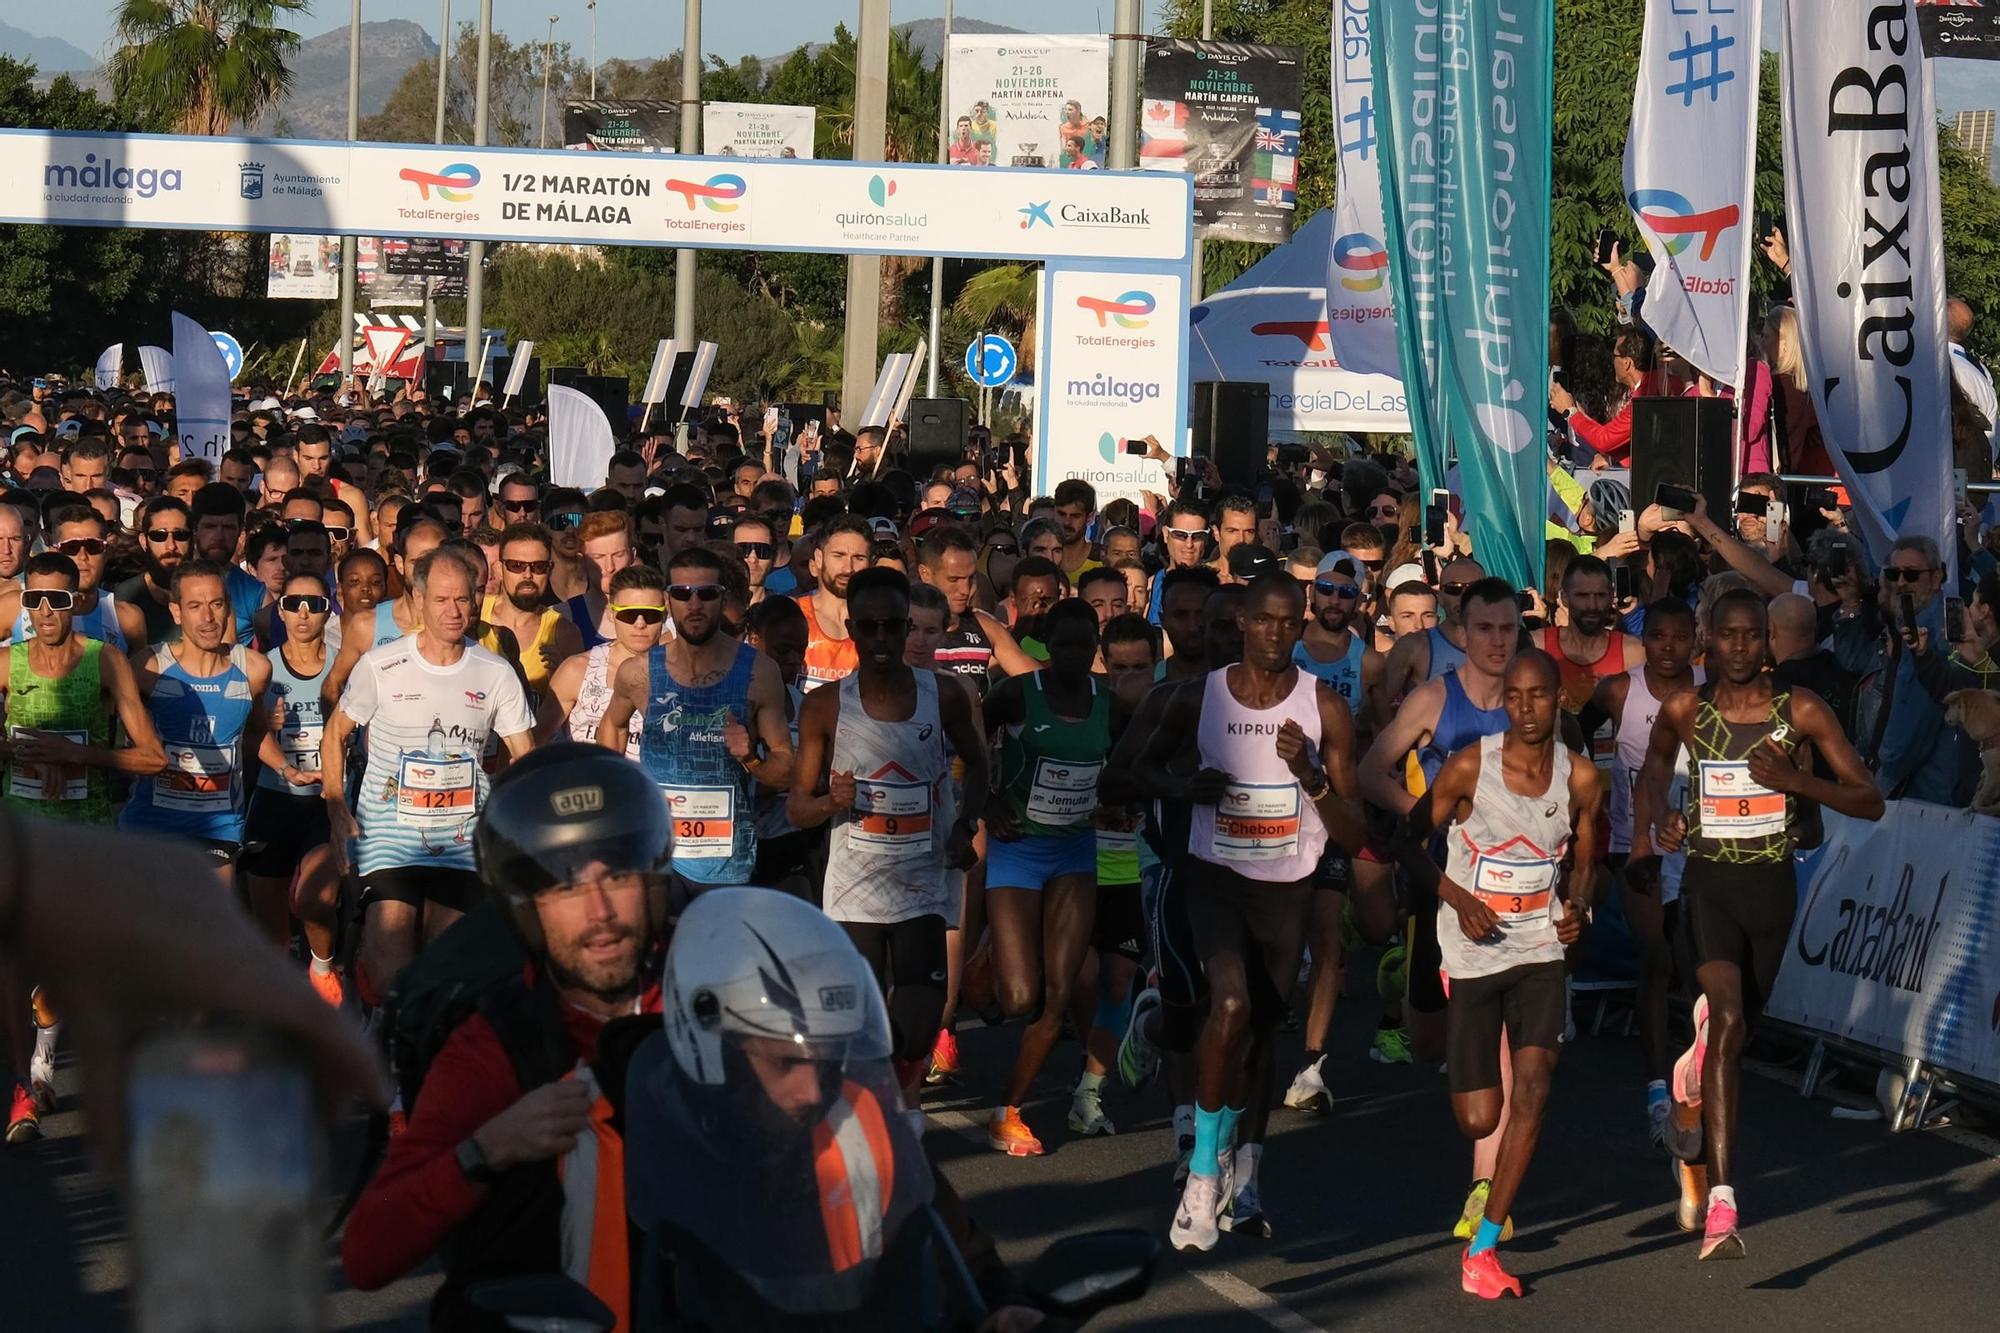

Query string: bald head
[1949,298,1975,344]
[1769,592,1817,663]
[1506,646,1561,692]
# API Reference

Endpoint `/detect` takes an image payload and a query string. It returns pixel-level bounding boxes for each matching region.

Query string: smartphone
[1425,502,1447,548]
[1614,563,1633,603]
[1756,209,1775,240]
[1734,491,1770,517]
[1619,508,1637,536]
[1806,487,1839,513]
[1595,228,1618,265]
[1900,593,1918,638]
[1422,548,1439,584]
[1121,438,1147,457]
[130,1026,322,1333]
[1955,468,1970,506]
[1948,596,1968,643]
[1656,482,1698,514]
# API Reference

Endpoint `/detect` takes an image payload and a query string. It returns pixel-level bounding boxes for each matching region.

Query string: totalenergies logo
[1253,320,1331,351]
[665,173,748,211]
[1333,232,1389,292]
[1076,290,1156,329]
[397,162,480,202]
[1629,189,1740,262]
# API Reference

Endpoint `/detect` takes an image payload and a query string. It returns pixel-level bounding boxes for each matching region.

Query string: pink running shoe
[1699,1197,1744,1261]
[1674,994,1711,1107]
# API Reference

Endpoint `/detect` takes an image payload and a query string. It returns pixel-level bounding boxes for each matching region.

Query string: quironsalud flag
[1371,0,1555,592]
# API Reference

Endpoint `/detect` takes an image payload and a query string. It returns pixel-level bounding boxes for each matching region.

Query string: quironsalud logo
[239,162,264,200]
[398,162,481,202]
[868,175,897,206]
[665,173,748,211]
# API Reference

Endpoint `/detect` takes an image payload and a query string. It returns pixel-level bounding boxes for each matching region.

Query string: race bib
[156,744,237,813]
[1095,826,1139,856]
[1469,853,1558,919]
[1212,782,1302,864]
[396,754,476,827]
[851,777,932,856]
[1697,760,1785,839]
[5,727,88,801]
[663,786,735,858]
[1026,756,1101,826]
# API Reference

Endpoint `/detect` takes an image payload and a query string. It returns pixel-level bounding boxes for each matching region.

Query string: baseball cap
[1384,562,1427,589]
[54,419,82,438]
[1315,552,1361,580]
[1228,544,1279,580]
[908,507,954,539]
[867,515,899,538]
[290,405,319,421]
[8,426,41,449]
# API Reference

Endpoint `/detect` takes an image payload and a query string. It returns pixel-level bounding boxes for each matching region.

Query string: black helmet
[475,742,673,952]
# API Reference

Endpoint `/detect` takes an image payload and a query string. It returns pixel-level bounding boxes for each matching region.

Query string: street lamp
[540,14,561,150]
[587,0,598,100]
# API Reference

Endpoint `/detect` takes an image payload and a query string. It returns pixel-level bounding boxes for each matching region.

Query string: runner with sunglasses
[598,545,794,887]
[539,564,664,757]
[732,513,780,608]
[0,506,144,651]
[110,495,195,649]
[481,523,583,708]
[1147,497,1213,626]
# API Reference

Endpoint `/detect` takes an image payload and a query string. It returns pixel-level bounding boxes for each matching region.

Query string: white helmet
[663,886,892,1088]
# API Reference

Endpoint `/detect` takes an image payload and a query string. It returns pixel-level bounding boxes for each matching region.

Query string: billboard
[1141,38,1303,243]
[703,102,816,159]
[946,35,1110,168]
[266,234,467,303]
[1917,0,2000,58]
[564,99,678,152]
[267,232,340,298]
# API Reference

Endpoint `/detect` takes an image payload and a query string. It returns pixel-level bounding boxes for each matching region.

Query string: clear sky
[34,1,1173,67]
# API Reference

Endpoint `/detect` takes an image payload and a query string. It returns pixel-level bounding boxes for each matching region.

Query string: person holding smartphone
[1547,331,1658,466]
[1847,536,1982,806]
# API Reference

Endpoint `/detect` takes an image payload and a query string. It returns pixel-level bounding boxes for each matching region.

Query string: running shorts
[241,789,332,877]
[1186,860,1312,1033]
[189,838,241,868]
[987,828,1096,892]
[361,866,483,914]
[1679,857,1797,1023]
[1443,960,1567,1094]
[1092,880,1145,964]
[1314,847,1352,893]
[839,914,949,1064]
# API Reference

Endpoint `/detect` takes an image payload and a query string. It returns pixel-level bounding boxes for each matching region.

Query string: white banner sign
[947,35,1112,169]
[94,343,122,390]
[1625,0,1762,386]
[1780,0,1953,572]
[703,102,816,159]
[1037,263,1190,507]
[0,130,1191,265]
[548,384,618,488]
[1767,802,2000,1089]
[138,344,173,394]
[1325,0,1401,379]
[502,340,535,399]
[170,311,231,462]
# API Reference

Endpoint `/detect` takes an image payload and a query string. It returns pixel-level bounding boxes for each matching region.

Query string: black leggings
[840,915,949,1064]
[1679,858,1797,1023]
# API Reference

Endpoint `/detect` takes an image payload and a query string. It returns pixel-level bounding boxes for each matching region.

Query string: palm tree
[954,264,1041,375]
[111,0,305,136]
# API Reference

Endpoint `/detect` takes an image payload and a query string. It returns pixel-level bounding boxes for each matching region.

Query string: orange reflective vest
[556,1065,631,1331]
[810,1082,898,1273]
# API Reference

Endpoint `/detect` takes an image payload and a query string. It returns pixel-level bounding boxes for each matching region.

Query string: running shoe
[6,1080,39,1145]
[1170,1172,1222,1252]
[1676,1160,1709,1233]
[1067,1083,1115,1137]
[1460,1246,1523,1299]
[925,1028,960,1085]
[1172,1106,1196,1187]
[1219,1179,1272,1239]
[1699,1197,1744,1260]
[29,1052,56,1117]
[989,1105,1045,1157]
[309,965,346,1010]
[1283,1055,1332,1115]
[1452,1180,1513,1242]
[1674,994,1711,1106]
[1118,987,1162,1091]
[1370,1026,1414,1065]
[1648,1090,1671,1151]
[1663,1093,1705,1162]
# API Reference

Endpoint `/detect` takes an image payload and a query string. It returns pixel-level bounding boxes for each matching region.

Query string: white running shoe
[1283,1056,1331,1115]
[1067,1083,1116,1136]
[1170,1172,1222,1252]
[1219,1178,1272,1238]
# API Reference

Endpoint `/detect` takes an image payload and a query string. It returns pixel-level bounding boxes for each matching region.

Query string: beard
[506,581,544,613]
[544,923,643,1001]
[1316,606,1352,634]
[143,549,183,583]
[676,615,718,646]
[1571,608,1614,636]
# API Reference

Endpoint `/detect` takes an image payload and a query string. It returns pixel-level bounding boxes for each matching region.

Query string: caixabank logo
[42,150,184,202]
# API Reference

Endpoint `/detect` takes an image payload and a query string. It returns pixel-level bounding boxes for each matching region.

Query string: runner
[1377,554,1484,708]
[797,514,872,691]
[597,545,794,887]
[743,594,817,896]
[482,522,583,707]
[118,559,273,881]
[1124,573,1366,1250]
[915,524,1038,683]
[575,510,642,646]
[537,564,664,756]
[321,515,451,706]
[320,547,536,1005]
[189,482,273,645]
[1147,495,1214,626]
[0,505,145,650]
[1630,588,1883,1259]
[789,566,987,1104]
[110,495,194,648]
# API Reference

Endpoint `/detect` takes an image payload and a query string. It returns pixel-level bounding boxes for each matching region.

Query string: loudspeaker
[490,356,540,406]
[904,398,969,472]
[548,369,631,436]
[1190,382,1270,489]
[426,360,472,404]
[1630,396,1735,518]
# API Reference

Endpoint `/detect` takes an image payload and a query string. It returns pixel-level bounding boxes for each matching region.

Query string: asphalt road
[7,989,1999,1331]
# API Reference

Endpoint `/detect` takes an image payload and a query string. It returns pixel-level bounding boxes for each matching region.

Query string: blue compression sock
[1469,1216,1504,1256]
[1093,987,1133,1039]
[1192,1107,1223,1177]
[1217,1105,1243,1159]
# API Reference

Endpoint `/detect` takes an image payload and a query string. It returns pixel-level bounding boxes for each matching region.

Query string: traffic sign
[210,330,244,381]
[965,334,1017,389]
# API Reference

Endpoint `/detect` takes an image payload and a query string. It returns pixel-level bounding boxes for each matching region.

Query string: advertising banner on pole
[703,103,816,159]
[1372,0,1555,592]
[267,232,340,298]
[1624,0,1762,387]
[946,35,1111,169]
[564,100,678,152]
[170,311,231,462]
[1917,0,2000,59]
[1325,0,1401,380]
[1037,262,1190,507]
[138,345,173,393]
[1780,0,1953,574]
[95,343,122,390]
[1139,38,1302,244]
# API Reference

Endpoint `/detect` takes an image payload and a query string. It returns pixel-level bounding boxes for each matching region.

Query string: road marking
[1191,1271,1329,1333]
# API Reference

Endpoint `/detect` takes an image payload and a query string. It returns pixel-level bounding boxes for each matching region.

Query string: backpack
[383,899,549,1113]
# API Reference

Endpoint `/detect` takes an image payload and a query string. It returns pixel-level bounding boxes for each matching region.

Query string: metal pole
[674,0,702,351]
[589,0,598,100]
[540,15,559,150]
[1192,0,1211,303]
[842,0,891,421]
[463,0,494,390]
[1108,0,1141,171]
[338,0,361,382]
[426,0,451,363]
[925,0,953,398]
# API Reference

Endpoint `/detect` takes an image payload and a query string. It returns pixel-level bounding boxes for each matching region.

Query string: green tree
[360,23,586,147]
[1941,133,2000,362]
[953,265,1041,377]
[110,0,305,136]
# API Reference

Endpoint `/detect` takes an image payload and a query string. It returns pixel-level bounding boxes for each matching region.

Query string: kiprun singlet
[260,641,328,798]
[120,643,257,845]
[997,673,1111,839]
[822,670,956,925]
[1608,665,1703,853]
[936,611,995,695]
[1423,625,1468,682]
[7,589,126,652]
[1684,684,1801,866]
[1438,734,1574,980]
[3,639,111,823]
[568,643,641,759]
[1293,631,1366,707]
[637,641,760,885]
[1189,666,1329,882]
[1419,670,1511,790]
[339,639,533,875]
[796,594,858,692]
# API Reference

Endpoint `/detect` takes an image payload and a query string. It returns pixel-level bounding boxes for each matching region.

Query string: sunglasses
[986,542,1020,556]
[56,538,106,557]
[279,593,331,614]
[145,527,191,545]
[1313,580,1362,599]
[501,498,541,513]
[324,525,352,542]
[1439,581,1472,597]
[1165,526,1208,542]
[21,588,75,611]
[1368,505,1401,518]
[668,583,723,603]
[611,602,668,625]
[1882,567,1935,583]
[1358,558,1385,572]
[735,541,776,560]
[502,558,554,576]
[548,511,584,531]
[852,616,909,635]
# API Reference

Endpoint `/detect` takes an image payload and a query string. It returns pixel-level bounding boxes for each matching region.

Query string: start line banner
[1766,802,2000,1091]
[1,129,1193,266]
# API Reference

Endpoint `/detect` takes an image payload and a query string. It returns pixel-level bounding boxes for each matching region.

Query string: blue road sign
[965,334,1017,389]
[210,331,245,381]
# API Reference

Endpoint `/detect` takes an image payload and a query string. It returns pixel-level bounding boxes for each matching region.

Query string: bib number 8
[1737,799,1751,817]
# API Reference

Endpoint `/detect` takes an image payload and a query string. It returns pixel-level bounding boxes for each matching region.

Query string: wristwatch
[456,1135,501,1184]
